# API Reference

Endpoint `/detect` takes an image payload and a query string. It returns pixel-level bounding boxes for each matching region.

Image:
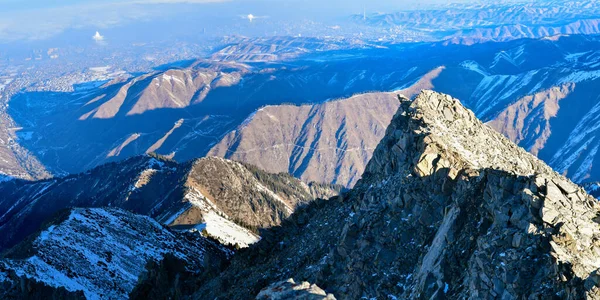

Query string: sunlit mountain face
[4,1,600,299]
[2,0,600,180]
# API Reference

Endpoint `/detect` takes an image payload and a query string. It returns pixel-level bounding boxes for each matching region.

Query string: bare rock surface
[256,278,336,300]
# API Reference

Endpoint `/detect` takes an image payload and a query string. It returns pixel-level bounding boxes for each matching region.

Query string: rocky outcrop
[357,90,600,299]
[256,279,336,300]
[0,208,230,299]
[193,91,600,299]
[170,157,341,247]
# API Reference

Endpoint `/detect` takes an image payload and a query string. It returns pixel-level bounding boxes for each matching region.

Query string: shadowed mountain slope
[192,91,600,299]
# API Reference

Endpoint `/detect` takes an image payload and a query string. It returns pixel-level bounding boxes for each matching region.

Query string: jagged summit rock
[194,91,600,299]
[359,90,600,298]
[367,90,555,180]
[397,94,409,102]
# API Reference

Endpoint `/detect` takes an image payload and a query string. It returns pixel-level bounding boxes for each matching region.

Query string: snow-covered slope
[0,207,231,299]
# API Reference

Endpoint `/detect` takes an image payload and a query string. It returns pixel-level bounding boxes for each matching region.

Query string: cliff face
[194,91,600,299]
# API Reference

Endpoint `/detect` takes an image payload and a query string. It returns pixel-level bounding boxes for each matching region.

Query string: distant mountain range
[4,46,432,177]
[353,0,600,44]
[6,34,600,189]
[213,35,600,187]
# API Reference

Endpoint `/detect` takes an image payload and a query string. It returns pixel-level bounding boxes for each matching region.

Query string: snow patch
[559,70,600,83]
[161,74,185,85]
[39,225,56,242]
[200,211,260,247]
[572,143,600,183]
[460,60,489,76]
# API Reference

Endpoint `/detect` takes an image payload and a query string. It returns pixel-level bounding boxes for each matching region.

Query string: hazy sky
[0,0,475,11]
[0,0,508,42]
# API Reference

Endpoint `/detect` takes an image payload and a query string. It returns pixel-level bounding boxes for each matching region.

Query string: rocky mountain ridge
[8,35,600,188]
[0,155,340,252]
[191,91,600,299]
